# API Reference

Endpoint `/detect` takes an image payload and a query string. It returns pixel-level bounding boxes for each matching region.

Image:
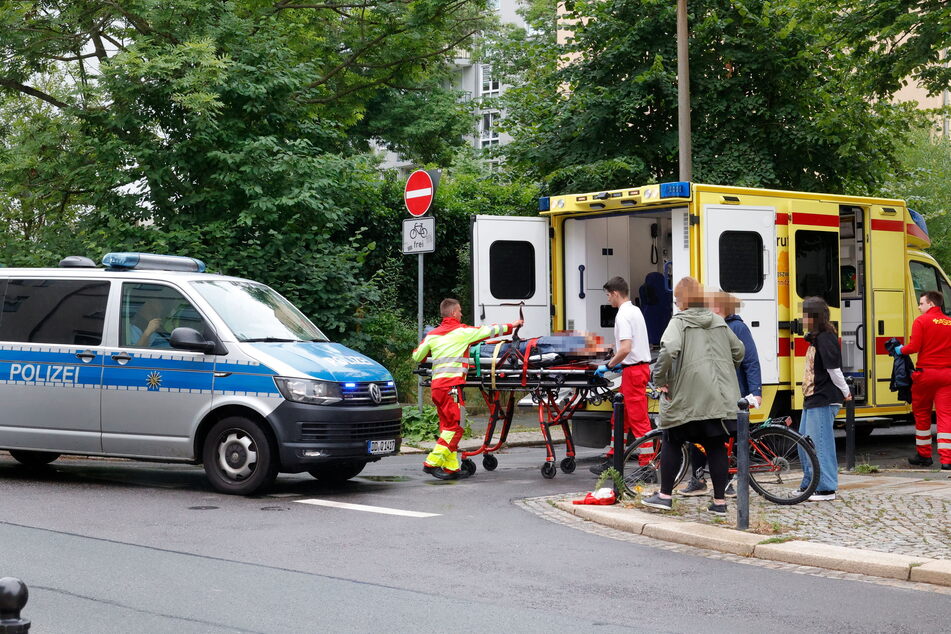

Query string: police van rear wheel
[9,450,59,467]
[203,417,277,495]
[308,461,366,483]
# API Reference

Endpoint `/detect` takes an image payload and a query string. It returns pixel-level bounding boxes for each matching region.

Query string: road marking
[294,499,440,518]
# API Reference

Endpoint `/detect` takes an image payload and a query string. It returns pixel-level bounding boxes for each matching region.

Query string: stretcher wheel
[483,454,499,471]
[540,462,557,479]
[560,457,576,474]
[461,458,477,477]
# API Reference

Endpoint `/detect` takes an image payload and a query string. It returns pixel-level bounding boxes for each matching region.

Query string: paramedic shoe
[724,483,737,498]
[423,465,460,480]
[941,463,951,470]
[908,453,933,467]
[808,490,836,501]
[640,492,672,511]
[589,457,611,476]
[707,502,728,516]
[678,477,707,496]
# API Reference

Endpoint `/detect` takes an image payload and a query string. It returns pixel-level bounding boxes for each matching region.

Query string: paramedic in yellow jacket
[412,298,522,479]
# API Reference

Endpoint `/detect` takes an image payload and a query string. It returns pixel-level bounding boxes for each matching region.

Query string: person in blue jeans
[798,296,852,501]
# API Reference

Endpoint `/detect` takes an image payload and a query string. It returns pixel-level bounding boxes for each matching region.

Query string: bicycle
[621,416,820,505]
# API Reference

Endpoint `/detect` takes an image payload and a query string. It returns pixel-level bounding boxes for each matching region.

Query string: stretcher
[415,329,614,479]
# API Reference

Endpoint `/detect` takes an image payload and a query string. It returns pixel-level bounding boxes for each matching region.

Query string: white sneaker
[808,490,836,501]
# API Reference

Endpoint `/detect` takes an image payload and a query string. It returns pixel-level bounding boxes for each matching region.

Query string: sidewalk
[557,469,951,588]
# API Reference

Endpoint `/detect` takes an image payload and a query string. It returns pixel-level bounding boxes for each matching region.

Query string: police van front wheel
[203,417,278,495]
[9,450,59,467]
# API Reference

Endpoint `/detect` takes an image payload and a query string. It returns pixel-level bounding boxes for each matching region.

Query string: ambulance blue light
[102,252,206,272]
[909,208,929,237]
[660,182,691,198]
[538,197,550,212]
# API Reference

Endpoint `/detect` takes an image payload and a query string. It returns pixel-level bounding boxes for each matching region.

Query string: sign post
[403,170,439,412]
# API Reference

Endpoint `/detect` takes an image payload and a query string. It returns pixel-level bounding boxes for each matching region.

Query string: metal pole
[417,252,424,414]
[611,392,625,494]
[0,577,31,632]
[735,399,750,531]
[845,379,856,471]
[676,0,692,182]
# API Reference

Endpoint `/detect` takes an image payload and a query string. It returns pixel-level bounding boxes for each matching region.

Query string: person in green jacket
[641,277,744,516]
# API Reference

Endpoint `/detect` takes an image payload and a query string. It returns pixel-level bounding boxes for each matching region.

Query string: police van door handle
[111,352,132,365]
[75,351,96,362]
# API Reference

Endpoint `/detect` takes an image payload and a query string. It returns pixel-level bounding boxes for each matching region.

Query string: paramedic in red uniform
[895,291,951,470]
[590,276,653,476]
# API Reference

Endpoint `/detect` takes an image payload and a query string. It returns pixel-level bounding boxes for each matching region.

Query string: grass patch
[758,536,801,545]
[853,458,880,474]
[748,519,786,535]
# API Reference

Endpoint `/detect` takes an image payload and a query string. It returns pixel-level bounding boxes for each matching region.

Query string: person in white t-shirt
[590,276,654,476]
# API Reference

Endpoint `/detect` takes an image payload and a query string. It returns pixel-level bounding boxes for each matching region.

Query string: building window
[480,111,500,150]
[0,279,109,345]
[719,231,763,293]
[480,64,500,96]
[795,230,839,307]
[489,240,535,299]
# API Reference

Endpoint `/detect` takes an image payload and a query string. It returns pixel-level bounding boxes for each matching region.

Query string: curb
[555,500,951,588]
[401,436,563,455]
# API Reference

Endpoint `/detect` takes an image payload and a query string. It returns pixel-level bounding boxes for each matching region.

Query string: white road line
[294,499,440,518]
[404,187,432,199]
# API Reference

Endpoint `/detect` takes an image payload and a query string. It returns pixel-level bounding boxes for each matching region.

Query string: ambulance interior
[838,206,867,403]
[562,210,685,361]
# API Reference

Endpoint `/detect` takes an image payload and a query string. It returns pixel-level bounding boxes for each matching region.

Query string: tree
[488,0,921,195]
[0,0,492,335]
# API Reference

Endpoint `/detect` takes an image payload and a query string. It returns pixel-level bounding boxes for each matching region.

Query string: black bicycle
[621,416,820,505]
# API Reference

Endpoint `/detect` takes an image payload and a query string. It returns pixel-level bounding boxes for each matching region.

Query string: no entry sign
[404,169,435,217]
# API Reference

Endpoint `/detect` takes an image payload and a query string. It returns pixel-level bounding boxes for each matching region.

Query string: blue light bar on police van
[659,182,691,199]
[102,252,206,273]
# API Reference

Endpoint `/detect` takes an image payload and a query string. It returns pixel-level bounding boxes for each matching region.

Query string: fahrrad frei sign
[402,217,435,254]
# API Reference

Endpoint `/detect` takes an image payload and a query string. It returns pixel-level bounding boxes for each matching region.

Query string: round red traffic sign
[404,170,434,217]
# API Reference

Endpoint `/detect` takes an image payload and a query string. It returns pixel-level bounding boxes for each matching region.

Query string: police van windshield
[191,280,328,343]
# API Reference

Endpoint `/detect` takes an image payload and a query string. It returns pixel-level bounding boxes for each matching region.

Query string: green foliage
[877,128,951,273]
[489,0,919,194]
[401,405,441,442]
[595,466,626,498]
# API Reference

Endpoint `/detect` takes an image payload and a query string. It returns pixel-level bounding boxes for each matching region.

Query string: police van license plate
[368,439,396,455]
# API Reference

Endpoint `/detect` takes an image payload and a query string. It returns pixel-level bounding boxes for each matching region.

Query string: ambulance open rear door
[471,215,551,338]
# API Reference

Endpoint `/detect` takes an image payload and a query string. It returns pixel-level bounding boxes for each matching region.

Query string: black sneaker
[640,492,673,510]
[707,502,727,516]
[942,464,951,471]
[589,457,611,476]
[724,483,737,498]
[808,490,836,501]
[678,477,708,496]
[908,453,933,467]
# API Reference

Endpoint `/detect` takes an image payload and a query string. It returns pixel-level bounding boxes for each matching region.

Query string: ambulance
[0,253,401,494]
[471,182,951,442]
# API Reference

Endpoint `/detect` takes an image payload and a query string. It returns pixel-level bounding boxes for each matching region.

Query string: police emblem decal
[368,383,382,404]
[146,371,162,391]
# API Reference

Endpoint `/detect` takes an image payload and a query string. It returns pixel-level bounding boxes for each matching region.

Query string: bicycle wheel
[621,430,689,498]
[746,425,819,505]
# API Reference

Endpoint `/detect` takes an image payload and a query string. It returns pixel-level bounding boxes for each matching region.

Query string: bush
[402,405,440,442]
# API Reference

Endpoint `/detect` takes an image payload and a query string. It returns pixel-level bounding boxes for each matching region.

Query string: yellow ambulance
[471,182,951,440]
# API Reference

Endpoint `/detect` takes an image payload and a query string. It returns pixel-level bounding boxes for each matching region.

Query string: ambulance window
[120,283,210,349]
[910,261,951,316]
[795,230,839,307]
[489,240,535,299]
[0,279,109,345]
[719,231,763,293]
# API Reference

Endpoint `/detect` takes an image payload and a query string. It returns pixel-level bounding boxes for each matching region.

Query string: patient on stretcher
[469,331,610,369]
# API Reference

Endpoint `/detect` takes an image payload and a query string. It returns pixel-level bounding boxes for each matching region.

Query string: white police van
[0,253,401,494]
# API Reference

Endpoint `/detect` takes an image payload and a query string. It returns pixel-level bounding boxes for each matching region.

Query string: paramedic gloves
[884,337,903,357]
[891,344,903,357]
[595,365,609,377]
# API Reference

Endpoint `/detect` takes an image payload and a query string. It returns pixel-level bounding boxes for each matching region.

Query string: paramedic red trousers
[911,367,951,465]
[606,364,653,464]
[424,385,465,472]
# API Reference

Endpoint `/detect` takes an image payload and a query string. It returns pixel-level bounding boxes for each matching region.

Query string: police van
[0,253,401,494]
[471,182,951,441]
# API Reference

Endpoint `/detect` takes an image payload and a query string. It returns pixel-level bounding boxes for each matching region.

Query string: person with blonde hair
[642,277,744,515]
[679,291,762,497]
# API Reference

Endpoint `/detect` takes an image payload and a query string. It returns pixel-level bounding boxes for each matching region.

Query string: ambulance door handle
[578,265,586,299]
[762,248,770,277]
[877,320,885,336]
[75,351,96,362]
[111,352,132,365]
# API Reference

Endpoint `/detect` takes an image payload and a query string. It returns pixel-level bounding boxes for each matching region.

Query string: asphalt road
[1,429,949,633]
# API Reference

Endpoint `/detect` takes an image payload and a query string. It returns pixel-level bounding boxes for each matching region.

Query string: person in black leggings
[641,277,744,516]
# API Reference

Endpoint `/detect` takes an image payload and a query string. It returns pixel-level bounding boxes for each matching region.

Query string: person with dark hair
[412,299,522,479]
[892,290,951,469]
[641,278,744,516]
[679,291,762,498]
[590,276,653,475]
[798,296,852,501]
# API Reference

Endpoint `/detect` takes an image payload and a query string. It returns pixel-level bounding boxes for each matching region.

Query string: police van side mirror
[170,327,222,354]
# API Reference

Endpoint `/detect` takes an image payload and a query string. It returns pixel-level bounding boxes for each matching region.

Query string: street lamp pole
[677,0,692,181]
